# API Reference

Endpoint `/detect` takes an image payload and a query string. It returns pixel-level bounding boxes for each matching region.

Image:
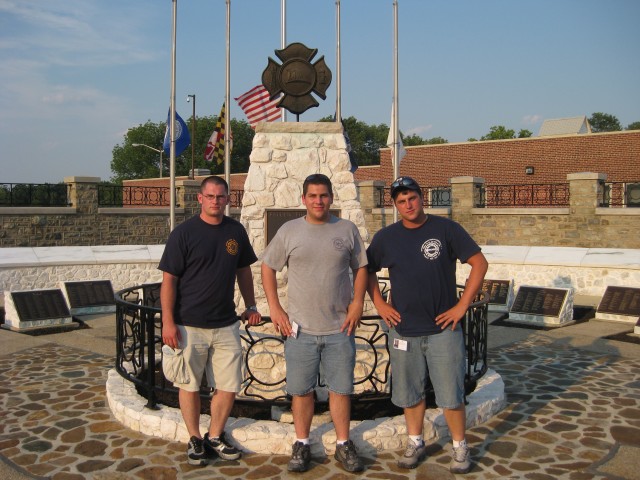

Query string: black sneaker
[187,436,211,466]
[204,431,241,461]
[334,439,364,472]
[288,441,311,472]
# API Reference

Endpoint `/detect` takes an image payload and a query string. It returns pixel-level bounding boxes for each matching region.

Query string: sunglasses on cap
[390,176,421,198]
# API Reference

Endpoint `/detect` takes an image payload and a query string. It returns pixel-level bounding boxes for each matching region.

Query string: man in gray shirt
[261,173,368,473]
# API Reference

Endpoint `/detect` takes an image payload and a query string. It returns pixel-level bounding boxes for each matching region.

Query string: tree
[588,112,622,133]
[319,116,390,166]
[626,121,640,131]
[480,125,516,141]
[518,129,533,138]
[110,116,255,182]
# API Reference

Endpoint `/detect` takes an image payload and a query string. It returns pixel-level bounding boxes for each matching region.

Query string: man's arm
[160,271,181,348]
[366,272,401,327]
[236,266,261,326]
[341,266,368,335]
[260,262,292,336]
[435,251,488,331]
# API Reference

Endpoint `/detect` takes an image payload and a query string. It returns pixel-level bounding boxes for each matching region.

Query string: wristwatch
[246,305,258,312]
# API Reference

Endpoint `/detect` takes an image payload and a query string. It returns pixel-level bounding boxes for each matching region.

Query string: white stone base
[508,313,576,328]
[106,369,506,455]
[596,312,639,324]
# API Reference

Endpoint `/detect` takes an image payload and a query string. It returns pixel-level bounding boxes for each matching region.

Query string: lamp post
[132,143,164,178]
[187,94,196,178]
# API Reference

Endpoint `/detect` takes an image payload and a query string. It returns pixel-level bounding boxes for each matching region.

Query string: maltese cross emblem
[262,42,332,116]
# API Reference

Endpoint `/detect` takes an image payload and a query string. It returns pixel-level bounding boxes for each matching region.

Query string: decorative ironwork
[0,183,70,207]
[229,189,243,208]
[98,185,174,207]
[262,42,332,116]
[115,283,489,416]
[379,186,450,208]
[600,181,640,208]
[477,183,569,207]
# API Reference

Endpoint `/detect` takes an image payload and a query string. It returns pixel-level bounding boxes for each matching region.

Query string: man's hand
[435,303,467,331]
[162,320,181,349]
[340,301,364,336]
[374,301,401,328]
[270,306,292,337]
[241,308,262,326]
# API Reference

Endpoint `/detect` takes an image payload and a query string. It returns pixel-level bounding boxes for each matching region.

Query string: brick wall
[355,130,640,186]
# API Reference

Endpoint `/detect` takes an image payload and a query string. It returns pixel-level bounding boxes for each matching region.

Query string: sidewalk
[0,313,638,479]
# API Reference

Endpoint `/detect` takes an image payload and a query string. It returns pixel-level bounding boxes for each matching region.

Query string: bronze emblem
[262,42,332,116]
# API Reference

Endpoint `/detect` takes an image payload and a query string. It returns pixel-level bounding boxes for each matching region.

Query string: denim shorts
[388,327,465,409]
[284,331,355,396]
[175,323,242,393]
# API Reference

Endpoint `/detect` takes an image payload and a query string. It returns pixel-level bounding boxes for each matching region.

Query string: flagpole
[281,0,287,122]
[336,0,341,122]
[224,0,231,216]
[392,0,399,223]
[169,0,177,231]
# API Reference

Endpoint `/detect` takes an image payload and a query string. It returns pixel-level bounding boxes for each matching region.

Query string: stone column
[65,176,100,215]
[175,179,201,220]
[357,180,386,235]
[450,176,484,225]
[567,172,606,215]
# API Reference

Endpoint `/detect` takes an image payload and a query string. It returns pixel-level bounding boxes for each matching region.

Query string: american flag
[204,103,228,164]
[234,85,281,128]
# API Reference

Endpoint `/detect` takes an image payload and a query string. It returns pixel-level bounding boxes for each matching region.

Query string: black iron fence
[601,181,640,208]
[0,183,70,207]
[477,183,570,207]
[379,186,451,208]
[115,282,488,417]
[98,185,173,207]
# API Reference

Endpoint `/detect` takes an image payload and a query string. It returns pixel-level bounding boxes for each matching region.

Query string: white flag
[386,103,406,167]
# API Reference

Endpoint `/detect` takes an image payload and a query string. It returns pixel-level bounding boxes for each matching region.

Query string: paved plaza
[0,313,638,480]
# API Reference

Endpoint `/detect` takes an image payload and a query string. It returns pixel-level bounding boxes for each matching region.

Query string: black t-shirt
[366,215,480,336]
[158,215,257,328]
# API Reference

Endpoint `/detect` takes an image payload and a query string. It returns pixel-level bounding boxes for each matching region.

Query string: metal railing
[98,185,173,207]
[600,181,640,208]
[0,183,70,207]
[379,186,451,208]
[477,183,570,207]
[115,282,489,417]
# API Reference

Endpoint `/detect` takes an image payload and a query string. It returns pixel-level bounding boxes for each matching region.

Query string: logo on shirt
[421,239,442,260]
[226,239,239,255]
[332,237,346,251]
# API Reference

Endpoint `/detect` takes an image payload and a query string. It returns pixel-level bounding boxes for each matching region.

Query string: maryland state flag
[204,103,229,164]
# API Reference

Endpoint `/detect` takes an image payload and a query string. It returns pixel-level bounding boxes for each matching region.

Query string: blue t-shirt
[159,215,257,328]
[366,215,480,336]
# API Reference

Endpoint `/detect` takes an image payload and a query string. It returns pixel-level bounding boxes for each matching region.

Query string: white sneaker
[450,442,471,474]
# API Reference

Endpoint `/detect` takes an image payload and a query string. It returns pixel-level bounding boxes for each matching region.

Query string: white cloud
[406,124,433,136]
[522,114,542,125]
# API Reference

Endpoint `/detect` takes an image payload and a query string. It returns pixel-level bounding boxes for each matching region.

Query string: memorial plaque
[510,286,568,316]
[265,209,340,245]
[11,289,71,321]
[597,286,640,316]
[482,279,511,305]
[65,280,115,308]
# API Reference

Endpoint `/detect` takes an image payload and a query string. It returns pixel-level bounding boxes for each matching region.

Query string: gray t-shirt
[262,215,368,335]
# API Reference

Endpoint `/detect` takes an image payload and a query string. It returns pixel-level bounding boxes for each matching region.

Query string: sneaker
[334,439,364,473]
[204,431,241,461]
[187,436,211,466]
[450,442,471,474]
[288,441,311,472]
[398,440,427,469]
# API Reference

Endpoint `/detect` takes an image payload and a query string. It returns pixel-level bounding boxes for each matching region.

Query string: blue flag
[163,109,191,157]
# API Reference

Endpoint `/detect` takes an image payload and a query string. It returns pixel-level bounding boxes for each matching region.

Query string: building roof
[538,116,591,137]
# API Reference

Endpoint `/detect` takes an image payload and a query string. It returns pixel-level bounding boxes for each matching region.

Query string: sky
[1,0,639,184]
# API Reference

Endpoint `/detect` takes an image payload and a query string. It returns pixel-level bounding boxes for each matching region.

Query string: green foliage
[480,125,516,141]
[518,129,533,138]
[626,121,640,131]
[110,116,255,182]
[588,112,622,132]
